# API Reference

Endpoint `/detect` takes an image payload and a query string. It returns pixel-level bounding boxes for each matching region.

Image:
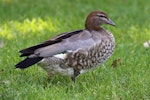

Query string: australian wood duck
[16,11,115,82]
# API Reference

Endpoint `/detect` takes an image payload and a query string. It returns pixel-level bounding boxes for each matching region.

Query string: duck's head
[85,11,115,31]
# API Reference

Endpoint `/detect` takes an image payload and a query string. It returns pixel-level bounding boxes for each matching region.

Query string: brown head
[85,11,115,31]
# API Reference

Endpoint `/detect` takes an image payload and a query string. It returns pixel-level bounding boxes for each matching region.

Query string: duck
[16,11,115,82]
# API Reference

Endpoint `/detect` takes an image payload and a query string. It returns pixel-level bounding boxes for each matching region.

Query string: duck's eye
[97,14,105,18]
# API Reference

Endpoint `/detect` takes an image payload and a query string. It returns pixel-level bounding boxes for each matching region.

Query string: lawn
[0,0,150,99]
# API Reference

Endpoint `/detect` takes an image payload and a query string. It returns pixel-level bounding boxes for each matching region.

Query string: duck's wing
[16,29,97,69]
[20,29,96,58]
[20,30,83,57]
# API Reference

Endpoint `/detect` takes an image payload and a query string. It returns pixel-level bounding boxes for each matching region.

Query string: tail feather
[15,57,43,69]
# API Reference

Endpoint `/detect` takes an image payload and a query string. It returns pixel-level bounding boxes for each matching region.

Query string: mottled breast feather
[65,30,115,71]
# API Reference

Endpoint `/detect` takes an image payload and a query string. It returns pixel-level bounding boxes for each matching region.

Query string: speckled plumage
[39,29,115,82]
[16,11,115,82]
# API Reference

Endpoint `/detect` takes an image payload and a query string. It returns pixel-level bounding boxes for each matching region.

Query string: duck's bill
[107,18,115,26]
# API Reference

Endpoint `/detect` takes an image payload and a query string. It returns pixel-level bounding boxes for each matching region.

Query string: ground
[0,0,150,99]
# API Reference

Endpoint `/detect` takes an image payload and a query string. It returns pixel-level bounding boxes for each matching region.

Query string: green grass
[0,0,150,99]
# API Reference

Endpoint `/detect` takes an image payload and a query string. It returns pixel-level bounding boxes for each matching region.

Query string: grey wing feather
[20,30,83,57]
[34,30,97,57]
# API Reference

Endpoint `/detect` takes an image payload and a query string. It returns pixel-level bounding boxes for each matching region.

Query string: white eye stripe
[101,17,108,21]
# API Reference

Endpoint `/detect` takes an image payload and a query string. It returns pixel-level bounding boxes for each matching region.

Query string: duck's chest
[65,39,115,70]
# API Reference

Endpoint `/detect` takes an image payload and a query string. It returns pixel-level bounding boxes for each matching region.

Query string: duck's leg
[71,69,80,83]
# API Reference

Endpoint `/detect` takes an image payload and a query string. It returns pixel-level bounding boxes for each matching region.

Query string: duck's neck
[85,25,103,32]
